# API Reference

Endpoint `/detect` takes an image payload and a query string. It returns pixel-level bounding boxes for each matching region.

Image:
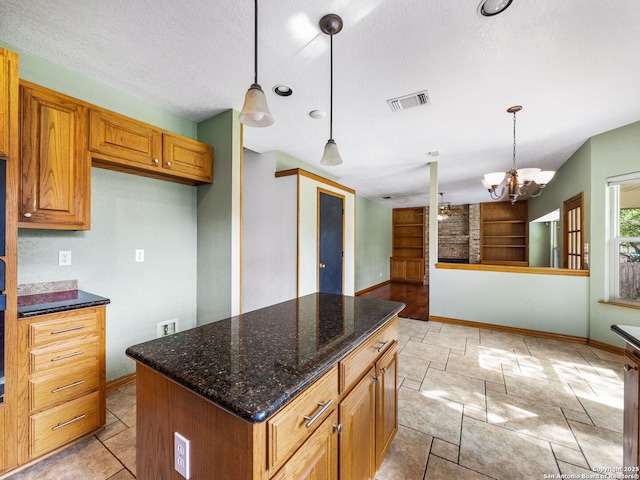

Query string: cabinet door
[19,84,90,229]
[271,411,338,480]
[390,257,406,281]
[162,134,212,183]
[623,351,640,469]
[405,258,424,283]
[339,367,375,480]
[375,343,398,470]
[0,49,18,159]
[89,108,162,168]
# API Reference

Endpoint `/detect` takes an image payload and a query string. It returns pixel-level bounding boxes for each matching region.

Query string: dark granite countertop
[611,325,640,351]
[18,290,111,318]
[126,293,404,423]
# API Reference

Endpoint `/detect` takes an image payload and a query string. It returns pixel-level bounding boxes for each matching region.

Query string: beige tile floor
[4,318,624,480]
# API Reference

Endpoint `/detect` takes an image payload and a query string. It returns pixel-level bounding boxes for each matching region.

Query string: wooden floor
[358,282,429,321]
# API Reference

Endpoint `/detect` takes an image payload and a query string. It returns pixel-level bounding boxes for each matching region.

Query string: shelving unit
[480,202,528,266]
[390,207,425,283]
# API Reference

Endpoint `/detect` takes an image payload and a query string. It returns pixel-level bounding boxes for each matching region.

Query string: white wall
[18,168,198,380]
[298,176,355,296]
[242,150,297,312]
[430,268,589,338]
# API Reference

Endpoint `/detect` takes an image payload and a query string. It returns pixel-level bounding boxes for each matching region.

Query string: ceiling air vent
[387,90,431,112]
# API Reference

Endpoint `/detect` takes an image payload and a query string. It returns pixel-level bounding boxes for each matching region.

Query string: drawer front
[28,309,100,348]
[30,391,101,458]
[29,360,99,412]
[267,366,339,474]
[29,337,99,374]
[339,317,398,393]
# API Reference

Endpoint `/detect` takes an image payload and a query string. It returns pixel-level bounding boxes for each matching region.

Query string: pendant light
[239,0,274,127]
[319,14,343,166]
[481,106,555,204]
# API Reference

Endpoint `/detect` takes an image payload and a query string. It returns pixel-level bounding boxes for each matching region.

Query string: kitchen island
[126,293,404,480]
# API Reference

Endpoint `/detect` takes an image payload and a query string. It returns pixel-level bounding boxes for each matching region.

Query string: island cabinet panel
[19,82,90,230]
[136,363,267,480]
[16,306,106,464]
[623,348,640,468]
[339,367,376,480]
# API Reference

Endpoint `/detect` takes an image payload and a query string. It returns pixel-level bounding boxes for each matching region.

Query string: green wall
[529,140,592,266]
[196,110,242,322]
[355,196,392,292]
[589,120,640,347]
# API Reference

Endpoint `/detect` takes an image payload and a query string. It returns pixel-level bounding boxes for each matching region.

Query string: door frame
[317,188,345,294]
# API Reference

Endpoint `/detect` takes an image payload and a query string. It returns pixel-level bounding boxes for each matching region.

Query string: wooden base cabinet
[375,342,398,469]
[17,306,106,463]
[623,348,640,468]
[390,257,424,283]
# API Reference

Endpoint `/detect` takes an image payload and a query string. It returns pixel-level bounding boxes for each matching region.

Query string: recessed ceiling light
[273,84,293,96]
[382,196,392,199]
[478,0,513,17]
[309,110,326,119]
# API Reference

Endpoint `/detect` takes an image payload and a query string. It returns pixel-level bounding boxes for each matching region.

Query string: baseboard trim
[587,338,624,356]
[429,315,622,354]
[355,280,391,296]
[106,373,136,392]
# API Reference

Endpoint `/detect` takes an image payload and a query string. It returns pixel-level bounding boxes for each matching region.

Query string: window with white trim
[609,172,640,304]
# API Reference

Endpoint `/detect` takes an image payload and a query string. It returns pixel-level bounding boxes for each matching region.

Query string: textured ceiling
[1,0,639,208]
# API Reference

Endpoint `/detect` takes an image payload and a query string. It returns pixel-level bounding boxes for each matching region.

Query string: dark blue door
[319,191,344,294]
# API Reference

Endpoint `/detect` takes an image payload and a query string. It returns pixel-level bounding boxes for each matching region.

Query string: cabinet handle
[52,414,85,431]
[51,325,85,335]
[51,380,85,394]
[380,366,388,374]
[375,340,389,352]
[153,158,159,164]
[333,423,343,434]
[51,351,84,362]
[166,161,172,167]
[303,399,333,428]
[23,212,32,218]
[624,364,638,372]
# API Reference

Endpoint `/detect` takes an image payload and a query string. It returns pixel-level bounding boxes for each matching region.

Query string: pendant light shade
[319,14,344,167]
[321,139,343,166]
[239,0,274,128]
[239,83,273,127]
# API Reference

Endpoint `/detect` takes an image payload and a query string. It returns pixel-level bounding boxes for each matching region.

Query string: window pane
[619,241,640,301]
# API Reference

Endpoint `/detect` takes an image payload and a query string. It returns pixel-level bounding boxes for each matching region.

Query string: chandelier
[481,106,555,204]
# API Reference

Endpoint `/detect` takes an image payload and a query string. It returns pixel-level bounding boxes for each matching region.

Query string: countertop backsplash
[17,279,79,296]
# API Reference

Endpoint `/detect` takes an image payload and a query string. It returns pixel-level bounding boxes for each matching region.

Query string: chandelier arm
[528,185,544,198]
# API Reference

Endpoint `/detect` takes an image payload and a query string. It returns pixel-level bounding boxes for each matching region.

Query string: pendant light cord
[254,0,258,84]
[329,33,334,141]
[512,110,517,170]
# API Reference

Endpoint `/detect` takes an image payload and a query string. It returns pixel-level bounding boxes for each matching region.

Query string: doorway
[318,189,344,294]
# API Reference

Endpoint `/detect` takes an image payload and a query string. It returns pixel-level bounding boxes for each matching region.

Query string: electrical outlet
[59,251,71,266]
[135,249,144,262]
[174,432,190,479]
[157,318,179,338]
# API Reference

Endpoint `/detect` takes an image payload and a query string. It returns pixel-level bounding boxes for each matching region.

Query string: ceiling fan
[437,193,467,221]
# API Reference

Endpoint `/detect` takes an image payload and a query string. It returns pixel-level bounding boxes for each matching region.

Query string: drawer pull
[52,414,85,431]
[375,340,389,352]
[303,399,333,428]
[624,364,638,372]
[51,380,85,394]
[51,325,85,335]
[51,351,85,362]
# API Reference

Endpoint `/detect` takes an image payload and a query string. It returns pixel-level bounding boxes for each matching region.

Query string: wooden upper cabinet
[19,82,90,230]
[90,108,212,185]
[163,133,212,183]
[89,109,162,168]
